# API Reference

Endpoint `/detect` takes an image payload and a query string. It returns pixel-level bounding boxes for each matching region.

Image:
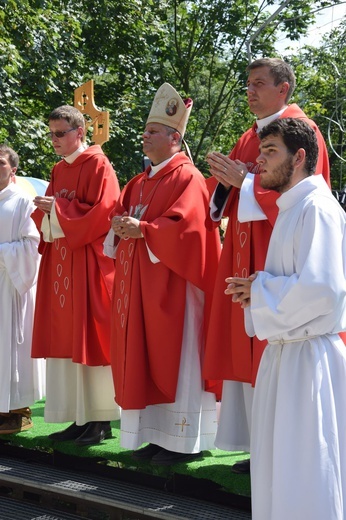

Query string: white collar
[256,107,287,132]
[149,153,179,178]
[63,143,88,164]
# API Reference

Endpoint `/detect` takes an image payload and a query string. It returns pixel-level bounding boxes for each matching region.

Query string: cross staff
[74,80,110,147]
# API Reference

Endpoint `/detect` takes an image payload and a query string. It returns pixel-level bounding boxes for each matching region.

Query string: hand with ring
[206,152,247,189]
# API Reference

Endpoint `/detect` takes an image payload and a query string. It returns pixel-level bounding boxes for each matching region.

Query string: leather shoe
[151,449,203,466]
[74,421,112,447]
[132,443,162,461]
[231,458,250,474]
[49,422,89,441]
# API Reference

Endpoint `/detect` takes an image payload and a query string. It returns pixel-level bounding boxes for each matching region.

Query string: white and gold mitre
[146,83,193,138]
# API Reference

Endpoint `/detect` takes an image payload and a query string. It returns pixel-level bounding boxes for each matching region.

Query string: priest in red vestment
[104,83,221,465]
[202,58,332,473]
[31,105,121,446]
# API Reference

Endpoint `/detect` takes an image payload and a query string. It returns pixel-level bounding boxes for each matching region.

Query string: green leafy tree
[139,0,342,175]
[289,19,346,189]
[0,0,85,177]
[0,0,166,182]
[0,0,343,185]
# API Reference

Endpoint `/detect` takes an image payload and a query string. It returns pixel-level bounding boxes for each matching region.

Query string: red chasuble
[110,152,221,410]
[31,145,120,366]
[203,104,331,389]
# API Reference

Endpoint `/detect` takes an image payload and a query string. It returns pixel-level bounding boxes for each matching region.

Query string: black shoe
[231,458,250,474]
[151,449,203,466]
[74,421,112,447]
[49,422,89,441]
[132,443,162,461]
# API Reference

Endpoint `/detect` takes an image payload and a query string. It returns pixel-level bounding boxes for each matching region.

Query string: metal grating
[0,495,84,520]
[0,456,251,519]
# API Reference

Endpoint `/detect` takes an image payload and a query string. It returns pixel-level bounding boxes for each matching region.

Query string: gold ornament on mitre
[146,83,193,138]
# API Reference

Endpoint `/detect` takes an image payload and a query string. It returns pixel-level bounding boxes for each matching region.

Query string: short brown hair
[247,58,296,102]
[49,105,85,129]
[0,144,19,168]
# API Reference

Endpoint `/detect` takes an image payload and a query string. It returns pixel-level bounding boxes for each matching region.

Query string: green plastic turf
[0,399,250,496]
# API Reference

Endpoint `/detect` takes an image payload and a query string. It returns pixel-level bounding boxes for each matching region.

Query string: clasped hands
[206,152,247,189]
[225,273,258,308]
[33,195,55,214]
[111,213,143,239]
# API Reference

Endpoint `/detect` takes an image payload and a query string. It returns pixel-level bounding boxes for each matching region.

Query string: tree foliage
[0,0,344,187]
[289,18,346,189]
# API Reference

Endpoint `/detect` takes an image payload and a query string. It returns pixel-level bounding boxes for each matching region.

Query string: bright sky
[275,2,346,53]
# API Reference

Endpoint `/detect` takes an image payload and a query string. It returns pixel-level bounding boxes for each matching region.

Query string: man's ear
[279,82,289,97]
[77,126,85,140]
[171,131,180,144]
[294,148,306,169]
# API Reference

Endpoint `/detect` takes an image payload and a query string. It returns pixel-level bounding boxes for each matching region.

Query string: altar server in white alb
[0,145,45,434]
[225,118,346,520]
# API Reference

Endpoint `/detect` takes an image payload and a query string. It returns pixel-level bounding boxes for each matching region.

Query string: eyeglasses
[46,128,77,139]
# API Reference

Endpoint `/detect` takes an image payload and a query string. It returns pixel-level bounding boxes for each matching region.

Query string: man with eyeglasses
[31,105,121,446]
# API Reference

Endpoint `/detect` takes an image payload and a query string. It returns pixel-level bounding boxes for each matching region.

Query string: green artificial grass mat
[0,399,251,498]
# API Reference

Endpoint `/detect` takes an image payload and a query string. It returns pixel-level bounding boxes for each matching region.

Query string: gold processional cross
[74,80,109,146]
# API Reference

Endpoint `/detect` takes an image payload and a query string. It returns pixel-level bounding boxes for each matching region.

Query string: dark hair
[0,144,19,168]
[49,105,85,129]
[258,118,318,175]
[247,58,296,102]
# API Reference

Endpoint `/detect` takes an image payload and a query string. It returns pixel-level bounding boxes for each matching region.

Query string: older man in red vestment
[202,58,331,473]
[32,105,121,446]
[105,83,221,465]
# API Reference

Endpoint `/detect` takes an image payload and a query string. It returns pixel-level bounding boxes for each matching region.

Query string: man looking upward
[226,118,346,520]
[203,58,331,473]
